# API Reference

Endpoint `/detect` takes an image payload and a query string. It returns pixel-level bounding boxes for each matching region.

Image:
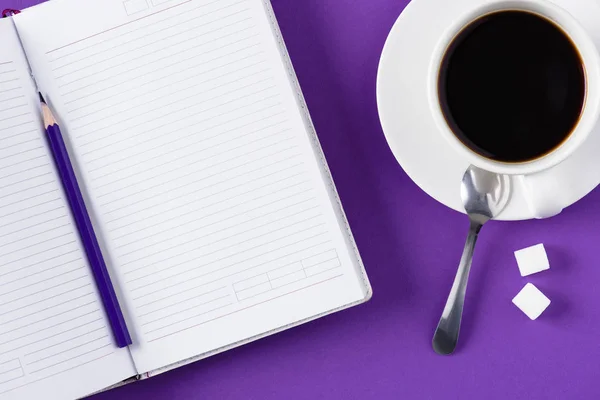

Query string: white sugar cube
[512,283,551,320]
[514,243,549,276]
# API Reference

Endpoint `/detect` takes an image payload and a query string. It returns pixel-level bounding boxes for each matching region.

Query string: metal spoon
[432,165,510,355]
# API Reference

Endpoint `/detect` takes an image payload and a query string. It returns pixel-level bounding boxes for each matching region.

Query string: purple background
[3,0,600,398]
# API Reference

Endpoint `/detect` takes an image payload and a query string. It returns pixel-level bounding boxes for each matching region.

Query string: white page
[15,0,369,373]
[0,18,136,400]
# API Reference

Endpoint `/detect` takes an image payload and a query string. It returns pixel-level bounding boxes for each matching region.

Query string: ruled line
[0,95,25,105]
[0,154,46,174]
[0,129,40,144]
[0,283,91,319]
[144,299,233,333]
[0,240,76,269]
[117,192,313,251]
[59,22,256,95]
[0,360,17,367]
[0,316,102,353]
[110,168,305,237]
[126,220,319,285]
[94,114,285,190]
[88,102,282,177]
[47,0,193,54]
[0,119,34,132]
[0,255,81,286]
[130,239,332,301]
[142,294,232,328]
[2,298,95,336]
[62,43,259,101]
[235,281,270,294]
[26,334,109,365]
[96,127,290,200]
[102,144,297,215]
[0,232,73,259]
[0,367,20,376]
[0,146,44,164]
[236,262,307,288]
[0,171,51,192]
[69,62,267,123]
[309,265,344,278]
[0,266,83,299]
[0,308,99,347]
[59,31,259,94]
[67,46,264,112]
[0,181,57,202]
[75,68,270,140]
[78,81,274,154]
[23,326,106,357]
[147,275,343,341]
[136,285,227,311]
[104,151,298,225]
[120,202,319,262]
[0,137,39,152]
[0,163,51,182]
[0,218,67,249]
[0,196,62,221]
[0,101,25,112]
[121,214,323,272]
[77,76,273,150]
[0,78,19,85]
[0,206,65,227]
[0,214,67,240]
[0,352,113,395]
[0,275,87,309]
[0,258,83,289]
[51,0,247,68]
[55,12,252,80]
[270,269,305,284]
[0,367,23,385]
[0,87,19,96]
[79,80,275,160]
[127,230,329,292]
[0,291,93,327]
[0,111,29,124]
[28,343,111,374]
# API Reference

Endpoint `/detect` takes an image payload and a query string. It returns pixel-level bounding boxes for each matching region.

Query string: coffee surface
[438,10,586,163]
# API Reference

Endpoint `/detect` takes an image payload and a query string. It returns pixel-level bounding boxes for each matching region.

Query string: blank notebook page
[16,0,368,373]
[0,19,135,400]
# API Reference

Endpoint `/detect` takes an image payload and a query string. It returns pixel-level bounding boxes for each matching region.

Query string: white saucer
[377,0,600,221]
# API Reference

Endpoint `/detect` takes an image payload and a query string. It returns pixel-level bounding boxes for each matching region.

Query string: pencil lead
[38,92,46,104]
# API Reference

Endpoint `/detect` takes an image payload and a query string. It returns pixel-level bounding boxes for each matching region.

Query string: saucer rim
[376,0,600,221]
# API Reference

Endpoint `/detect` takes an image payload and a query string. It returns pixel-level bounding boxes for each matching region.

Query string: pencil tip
[38,92,46,104]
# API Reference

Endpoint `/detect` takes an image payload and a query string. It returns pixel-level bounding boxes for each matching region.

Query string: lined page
[16,0,368,373]
[0,19,135,400]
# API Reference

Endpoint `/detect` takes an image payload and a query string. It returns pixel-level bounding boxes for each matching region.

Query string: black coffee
[438,10,585,162]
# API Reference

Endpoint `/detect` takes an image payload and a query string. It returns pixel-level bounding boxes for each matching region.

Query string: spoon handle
[432,220,482,355]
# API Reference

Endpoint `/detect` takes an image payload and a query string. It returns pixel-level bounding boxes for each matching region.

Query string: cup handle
[519,171,564,219]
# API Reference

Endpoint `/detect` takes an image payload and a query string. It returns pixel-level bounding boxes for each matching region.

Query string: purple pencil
[39,93,132,348]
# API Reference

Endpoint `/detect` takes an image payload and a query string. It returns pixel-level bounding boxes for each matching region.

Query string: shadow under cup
[437,9,587,164]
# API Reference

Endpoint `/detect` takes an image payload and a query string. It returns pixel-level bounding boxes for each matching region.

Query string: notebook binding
[2,9,20,18]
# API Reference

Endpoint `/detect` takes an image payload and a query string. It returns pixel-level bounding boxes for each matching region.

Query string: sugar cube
[514,243,549,276]
[512,283,551,320]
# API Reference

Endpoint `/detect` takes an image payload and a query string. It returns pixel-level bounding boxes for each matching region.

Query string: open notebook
[0,0,371,398]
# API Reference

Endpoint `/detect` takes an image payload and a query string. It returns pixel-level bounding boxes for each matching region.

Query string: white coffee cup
[427,0,600,218]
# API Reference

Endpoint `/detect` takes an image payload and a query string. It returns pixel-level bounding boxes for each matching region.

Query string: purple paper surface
[3,0,600,398]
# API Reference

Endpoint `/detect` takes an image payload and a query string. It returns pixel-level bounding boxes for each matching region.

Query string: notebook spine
[2,9,20,18]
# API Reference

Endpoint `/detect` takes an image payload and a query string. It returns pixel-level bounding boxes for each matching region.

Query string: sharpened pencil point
[39,92,46,104]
